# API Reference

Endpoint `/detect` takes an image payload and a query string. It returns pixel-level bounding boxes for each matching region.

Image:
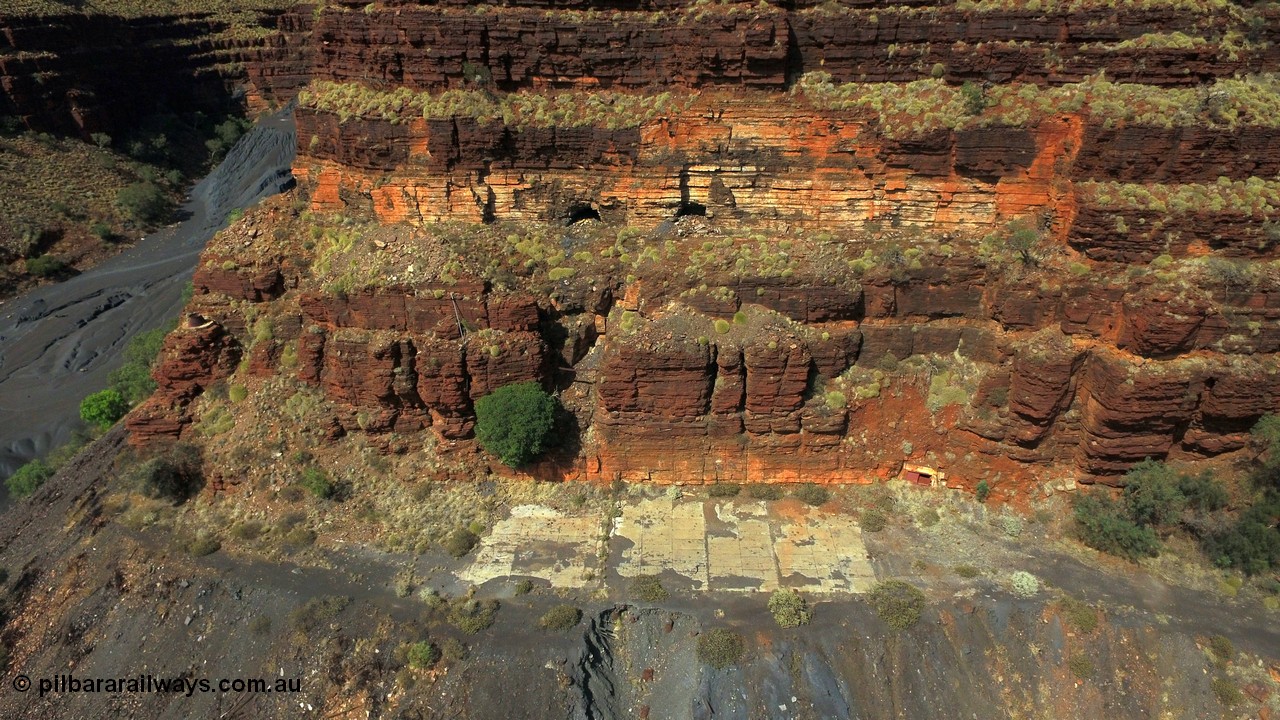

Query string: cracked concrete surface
[456,497,876,594]
[615,497,876,593]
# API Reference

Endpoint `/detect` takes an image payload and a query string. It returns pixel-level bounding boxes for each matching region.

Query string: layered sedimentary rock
[122,0,1280,489]
[0,10,289,137]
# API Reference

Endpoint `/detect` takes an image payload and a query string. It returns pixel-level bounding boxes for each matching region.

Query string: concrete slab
[614,497,877,594]
[457,505,602,588]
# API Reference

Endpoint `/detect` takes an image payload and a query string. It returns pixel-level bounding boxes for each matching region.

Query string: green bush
[80,389,129,429]
[300,467,334,499]
[1211,677,1242,706]
[869,580,926,631]
[953,564,980,578]
[860,508,887,532]
[406,641,440,669]
[975,480,991,503]
[696,628,745,670]
[792,483,829,506]
[25,254,66,277]
[538,604,583,632]
[1201,501,1280,575]
[746,484,783,501]
[6,459,54,498]
[1059,597,1098,633]
[1122,459,1186,527]
[1009,570,1039,597]
[448,598,499,634]
[1209,634,1235,663]
[474,381,557,467]
[630,574,668,603]
[186,536,221,557]
[1073,491,1160,561]
[768,589,811,628]
[229,385,248,403]
[1068,653,1095,680]
[116,182,170,224]
[1178,471,1228,512]
[108,324,170,404]
[708,482,741,498]
[443,527,479,558]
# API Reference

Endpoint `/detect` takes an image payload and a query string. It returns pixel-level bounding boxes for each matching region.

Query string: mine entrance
[675,201,707,217]
[566,203,601,225]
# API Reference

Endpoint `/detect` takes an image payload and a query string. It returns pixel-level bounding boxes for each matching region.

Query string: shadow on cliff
[525,402,584,482]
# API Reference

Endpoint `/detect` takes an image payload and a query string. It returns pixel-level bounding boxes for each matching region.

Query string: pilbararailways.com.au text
[13,673,302,698]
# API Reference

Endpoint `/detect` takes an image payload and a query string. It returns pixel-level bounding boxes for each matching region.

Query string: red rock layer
[134,233,1280,486]
[276,4,1276,94]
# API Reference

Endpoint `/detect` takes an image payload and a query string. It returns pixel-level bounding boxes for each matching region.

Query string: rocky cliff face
[122,0,1280,491]
[0,7,290,138]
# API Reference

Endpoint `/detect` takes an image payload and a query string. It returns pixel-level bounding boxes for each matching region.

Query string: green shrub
[917,508,940,527]
[514,579,534,595]
[228,385,248,403]
[300,467,334,499]
[289,595,351,635]
[441,637,467,662]
[975,480,991,503]
[108,324,170,404]
[1211,677,1242,706]
[869,580,926,631]
[960,81,987,115]
[696,628,745,669]
[538,604,583,632]
[116,182,170,224]
[80,389,129,429]
[1068,653,1094,680]
[860,508,887,532]
[1209,634,1234,663]
[108,362,156,405]
[1201,505,1280,575]
[768,589,811,628]
[792,483,829,506]
[1073,491,1160,561]
[714,319,731,334]
[186,536,221,557]
[6,459,54,498]
[474,381,557,467]
[1059,597,1098,633]
[1178,471,1228,512]
[1122,459,1186,527]
[406,641,440,669]
[746,484,783,501]
[708,482,741,498]
[630,574,668,603]
[25,254,66,277]
[953,564,980,578]
[443,527,479,558]
[1009,571,1039,597]
[448,598,499,634]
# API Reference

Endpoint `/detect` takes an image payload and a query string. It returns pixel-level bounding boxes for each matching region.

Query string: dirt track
[0,111,296,492]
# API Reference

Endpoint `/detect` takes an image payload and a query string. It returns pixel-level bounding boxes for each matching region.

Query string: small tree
[116,182,170,225]
[6,459,54,498]
[80,389,129,429]
[768,589,811,628]
[474,381,557,467]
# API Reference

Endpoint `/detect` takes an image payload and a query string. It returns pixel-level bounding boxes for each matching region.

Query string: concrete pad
[614,497,877,594]
[458,505,601,588]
